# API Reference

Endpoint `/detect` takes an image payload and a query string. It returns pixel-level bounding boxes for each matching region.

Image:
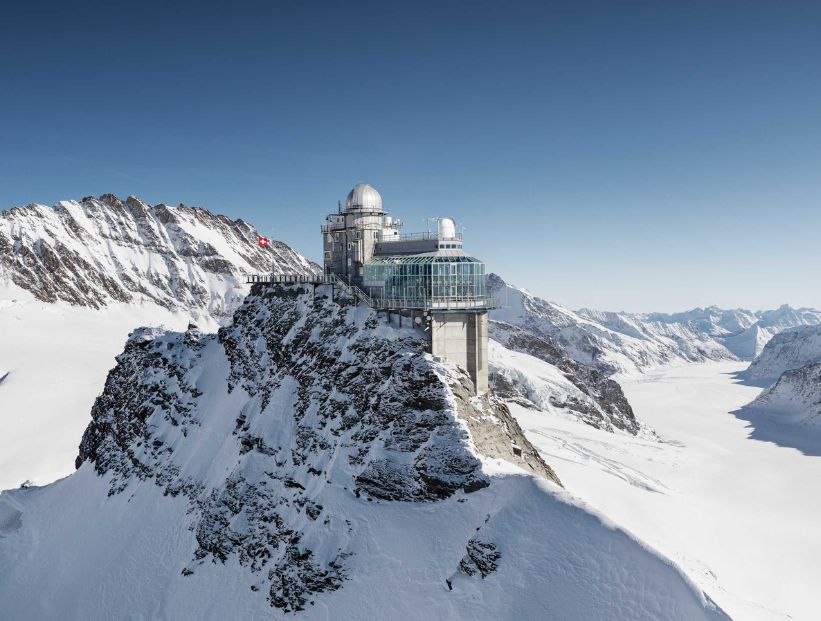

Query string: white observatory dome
[346,183,383,212]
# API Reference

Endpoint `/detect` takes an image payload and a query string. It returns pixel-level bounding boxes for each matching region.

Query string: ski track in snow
[511,361,820,621]
[523,426,670,494]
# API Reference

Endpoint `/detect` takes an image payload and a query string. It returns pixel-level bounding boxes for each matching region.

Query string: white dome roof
[346,183,382,212]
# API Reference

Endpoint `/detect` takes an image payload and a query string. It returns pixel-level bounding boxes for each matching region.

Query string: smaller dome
[438,218,456,240]
[346,183,382,212]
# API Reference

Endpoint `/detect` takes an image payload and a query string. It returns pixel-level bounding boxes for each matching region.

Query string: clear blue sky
[2,1,820,312]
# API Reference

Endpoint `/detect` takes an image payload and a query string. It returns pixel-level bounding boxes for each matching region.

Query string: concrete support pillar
[429,310,488,394]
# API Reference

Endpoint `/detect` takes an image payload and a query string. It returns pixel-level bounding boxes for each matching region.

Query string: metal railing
[369,296,500,311]
[377,231,462,243]
[327,273,373,306]
[246,274,498,311]
[247,274,333,285]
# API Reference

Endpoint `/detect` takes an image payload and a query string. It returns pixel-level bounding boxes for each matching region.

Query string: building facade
[322,183,495,393]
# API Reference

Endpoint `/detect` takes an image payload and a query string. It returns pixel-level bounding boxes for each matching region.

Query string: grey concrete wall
[430,311,488,393]
[373,238,439,256]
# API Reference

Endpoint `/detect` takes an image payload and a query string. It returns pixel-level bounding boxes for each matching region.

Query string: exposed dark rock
[459,538,501,578]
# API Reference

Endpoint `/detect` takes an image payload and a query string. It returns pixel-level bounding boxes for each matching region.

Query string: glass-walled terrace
[363,255,489,309]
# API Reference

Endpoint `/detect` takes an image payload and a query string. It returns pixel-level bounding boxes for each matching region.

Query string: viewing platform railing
[369,296,500,311]
[378,231,462,243]
[246,275,498,311]
[247,274,333,285]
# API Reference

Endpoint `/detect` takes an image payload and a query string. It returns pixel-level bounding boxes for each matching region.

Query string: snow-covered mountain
[745,362,821,427]
[743,324,821,382]
[489,274,821,375]
[0,194,318,490]
[737,325,821,431]
[0,285,729,620]
[0,193,317,320]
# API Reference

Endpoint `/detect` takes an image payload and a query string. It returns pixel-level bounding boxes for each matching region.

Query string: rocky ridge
[0,193,318,321]
[0,284,730,620]
[489,321,639,435]
[75,284,558,611]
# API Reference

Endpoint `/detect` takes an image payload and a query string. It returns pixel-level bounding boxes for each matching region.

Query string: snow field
[511,361,821,621]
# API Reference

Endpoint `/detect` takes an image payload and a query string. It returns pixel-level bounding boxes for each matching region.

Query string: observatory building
[321,183,496,392]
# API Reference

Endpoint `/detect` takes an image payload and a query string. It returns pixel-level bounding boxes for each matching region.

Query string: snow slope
[737,325,821,433]
[0,285,727,620]
[0,282,197,490]
[510,362,821,621]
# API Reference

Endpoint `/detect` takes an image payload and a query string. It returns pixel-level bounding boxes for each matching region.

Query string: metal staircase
[327,273,373,306]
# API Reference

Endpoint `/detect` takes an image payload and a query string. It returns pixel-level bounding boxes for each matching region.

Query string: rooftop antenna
[337,200,341,214]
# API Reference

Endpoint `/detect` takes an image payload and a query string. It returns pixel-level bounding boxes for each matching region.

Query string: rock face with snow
[744,324,821,382]
[746,362,821,426]
[0,194,317,321]
[739,325,821,430]
[489,322,639,435]
[0,285,729,620]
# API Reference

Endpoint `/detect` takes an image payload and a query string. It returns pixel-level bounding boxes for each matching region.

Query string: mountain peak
[0,282,729,619]
[0,195,318,320]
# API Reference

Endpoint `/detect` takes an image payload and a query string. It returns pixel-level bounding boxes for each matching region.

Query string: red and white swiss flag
[257,236,270,248]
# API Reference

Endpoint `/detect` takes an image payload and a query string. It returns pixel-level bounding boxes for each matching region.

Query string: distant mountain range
[489,274,821,374]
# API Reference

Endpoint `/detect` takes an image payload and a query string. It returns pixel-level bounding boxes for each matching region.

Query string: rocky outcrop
[75,285,558,611]
[0,282,733,620]
[490,321,640,435]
